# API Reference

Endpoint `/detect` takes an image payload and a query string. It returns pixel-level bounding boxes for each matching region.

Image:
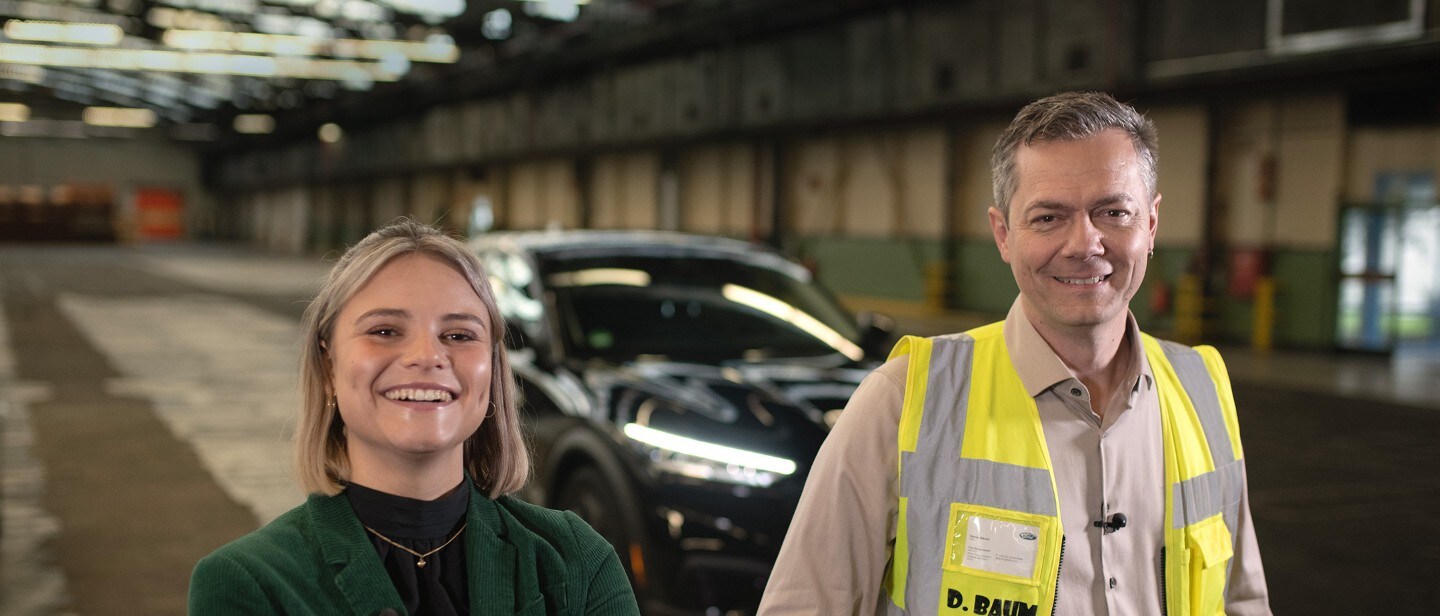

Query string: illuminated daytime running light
[623,423,797,478]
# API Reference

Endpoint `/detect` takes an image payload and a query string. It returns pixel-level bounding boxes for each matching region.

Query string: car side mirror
[855,311,897,360]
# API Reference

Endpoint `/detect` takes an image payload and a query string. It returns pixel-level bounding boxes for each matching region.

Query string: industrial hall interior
[2,0,1439,614]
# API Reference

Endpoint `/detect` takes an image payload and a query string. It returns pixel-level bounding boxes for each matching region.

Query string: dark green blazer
[189,485,639,616]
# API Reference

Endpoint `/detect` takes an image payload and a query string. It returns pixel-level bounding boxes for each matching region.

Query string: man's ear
[988,206,1012,264]
[1148,192,1162,248]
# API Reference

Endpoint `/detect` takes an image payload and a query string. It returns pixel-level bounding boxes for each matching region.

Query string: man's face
[988,128,1159,338]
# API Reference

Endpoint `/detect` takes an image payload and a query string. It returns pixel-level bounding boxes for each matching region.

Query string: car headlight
[623,423,796,488]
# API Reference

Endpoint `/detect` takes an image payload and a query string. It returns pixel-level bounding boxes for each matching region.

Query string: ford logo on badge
[1019,532,1037,541]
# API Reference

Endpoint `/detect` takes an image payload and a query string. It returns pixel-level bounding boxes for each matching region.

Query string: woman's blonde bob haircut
[294,218,528,498]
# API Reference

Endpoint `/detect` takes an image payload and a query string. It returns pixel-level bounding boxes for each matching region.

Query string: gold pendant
[416,558,427,568]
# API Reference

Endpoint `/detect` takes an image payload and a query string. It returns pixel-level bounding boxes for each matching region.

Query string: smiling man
[759,92,1271,615]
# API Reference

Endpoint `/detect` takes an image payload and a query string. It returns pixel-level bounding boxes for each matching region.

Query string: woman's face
[328,253,494,471]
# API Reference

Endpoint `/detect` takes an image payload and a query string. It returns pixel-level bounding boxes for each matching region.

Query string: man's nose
[1061,217,1104,258]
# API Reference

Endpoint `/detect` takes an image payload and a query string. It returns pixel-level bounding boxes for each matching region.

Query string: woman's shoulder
[196,497,322,570]
[491,495,609,556]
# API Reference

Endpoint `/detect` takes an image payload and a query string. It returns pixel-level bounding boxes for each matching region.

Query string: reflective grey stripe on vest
[892,335,1055,616]
[1157,340,1244,530]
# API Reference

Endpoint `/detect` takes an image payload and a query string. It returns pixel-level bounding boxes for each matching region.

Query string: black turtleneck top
[345,481,471,616]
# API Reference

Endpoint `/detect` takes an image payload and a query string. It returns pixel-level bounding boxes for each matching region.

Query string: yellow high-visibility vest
[881,322,1246,616]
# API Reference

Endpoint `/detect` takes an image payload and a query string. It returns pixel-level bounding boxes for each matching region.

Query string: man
[757,92,1270,615]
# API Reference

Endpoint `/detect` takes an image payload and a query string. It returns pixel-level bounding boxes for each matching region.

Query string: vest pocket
[1185,515,1233,615]
[934,504,1057,615]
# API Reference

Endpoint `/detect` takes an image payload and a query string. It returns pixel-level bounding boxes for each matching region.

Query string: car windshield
[541,254,863,362]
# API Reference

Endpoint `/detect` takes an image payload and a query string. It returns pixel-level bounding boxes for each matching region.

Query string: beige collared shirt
[757,300,1270,616]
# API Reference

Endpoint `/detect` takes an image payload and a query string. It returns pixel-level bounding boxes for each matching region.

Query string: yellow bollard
[1174,274,1203,344]
[925,260,950,312]
[1252,276,1275,353]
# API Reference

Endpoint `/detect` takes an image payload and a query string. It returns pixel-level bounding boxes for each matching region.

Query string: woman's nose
[402,335,447,368]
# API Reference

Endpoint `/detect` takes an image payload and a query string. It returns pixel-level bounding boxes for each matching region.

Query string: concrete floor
[1,243,1437,614]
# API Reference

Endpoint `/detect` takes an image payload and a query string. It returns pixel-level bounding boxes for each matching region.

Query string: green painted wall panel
[797,236,942,301]
[951,238,1015,315]
[1272,249,1337,349]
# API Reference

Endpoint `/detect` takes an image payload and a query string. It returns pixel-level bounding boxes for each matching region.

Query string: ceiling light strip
[162,29,459,63]
[4,19,124,45]
[0,43,404,81]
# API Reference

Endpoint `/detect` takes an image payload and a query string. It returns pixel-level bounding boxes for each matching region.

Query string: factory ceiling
[0,0,840,142]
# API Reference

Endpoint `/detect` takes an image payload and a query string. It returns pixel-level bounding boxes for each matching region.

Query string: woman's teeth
[384,388,454,402]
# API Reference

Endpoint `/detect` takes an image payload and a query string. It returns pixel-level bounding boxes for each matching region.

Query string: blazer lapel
[309,493,406,615]
[467,489,520,615]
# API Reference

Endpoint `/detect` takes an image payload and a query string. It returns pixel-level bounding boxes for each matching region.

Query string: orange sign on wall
[135,188,184,240]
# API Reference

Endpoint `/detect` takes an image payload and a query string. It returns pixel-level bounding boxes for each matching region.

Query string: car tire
[554,466,643,586]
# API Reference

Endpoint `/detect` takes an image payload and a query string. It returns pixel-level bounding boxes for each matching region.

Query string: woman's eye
[367,327,399,337]
[444,331,480,342]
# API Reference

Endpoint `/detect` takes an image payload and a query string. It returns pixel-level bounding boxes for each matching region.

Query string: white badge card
[960,515,1041,579]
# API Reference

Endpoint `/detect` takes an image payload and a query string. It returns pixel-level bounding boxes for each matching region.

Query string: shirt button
[1070,387,1082,397]
[1109,577,1117,589]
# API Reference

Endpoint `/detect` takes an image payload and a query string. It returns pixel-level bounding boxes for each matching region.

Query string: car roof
[470,229,812,279]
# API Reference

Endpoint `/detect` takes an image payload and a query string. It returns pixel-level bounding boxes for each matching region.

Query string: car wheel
[554,466,640,583]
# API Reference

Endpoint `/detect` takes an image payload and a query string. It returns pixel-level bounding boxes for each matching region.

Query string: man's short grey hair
[990,91,1158,217]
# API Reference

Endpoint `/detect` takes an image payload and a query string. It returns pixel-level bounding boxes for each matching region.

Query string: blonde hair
[294,218,529,498]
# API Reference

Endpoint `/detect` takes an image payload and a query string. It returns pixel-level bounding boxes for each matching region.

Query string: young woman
[189,220,639,616]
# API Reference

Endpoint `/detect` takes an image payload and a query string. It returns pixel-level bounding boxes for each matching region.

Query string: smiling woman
[188,219,640,616]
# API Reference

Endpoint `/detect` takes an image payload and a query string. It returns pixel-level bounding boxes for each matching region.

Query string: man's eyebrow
[1092,194,1135,208]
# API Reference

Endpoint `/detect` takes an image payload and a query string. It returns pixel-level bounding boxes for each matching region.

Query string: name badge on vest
[951,514,1041,578]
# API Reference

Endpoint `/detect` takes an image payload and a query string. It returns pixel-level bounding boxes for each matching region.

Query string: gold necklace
[362,523,467,568]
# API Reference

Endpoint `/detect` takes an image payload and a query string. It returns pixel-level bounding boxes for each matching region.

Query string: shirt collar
[1001,298,1153,398]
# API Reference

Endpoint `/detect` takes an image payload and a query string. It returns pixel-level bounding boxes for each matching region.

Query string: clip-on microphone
[1093,512,1127,533]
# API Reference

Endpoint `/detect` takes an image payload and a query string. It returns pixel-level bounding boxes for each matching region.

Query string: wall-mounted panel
[788,27,847,121]
[910,2,992,107]
[680,142,756,236]
[1148,104,1209,246]
[673,51,720,135]
[995,0,1042,93]
[1042,0,1127,88]
[845,14,896,116]
[738,42,788,127]
[421,105,463,166]
[532,83,588,150]
[612,61,674,141]
[789,136,843,236]
[590,152,658,229]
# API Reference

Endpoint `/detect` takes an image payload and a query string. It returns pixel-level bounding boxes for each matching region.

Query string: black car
[473,230,893,615]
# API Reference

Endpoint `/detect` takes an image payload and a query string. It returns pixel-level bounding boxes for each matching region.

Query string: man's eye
[1033,215,1057,224]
